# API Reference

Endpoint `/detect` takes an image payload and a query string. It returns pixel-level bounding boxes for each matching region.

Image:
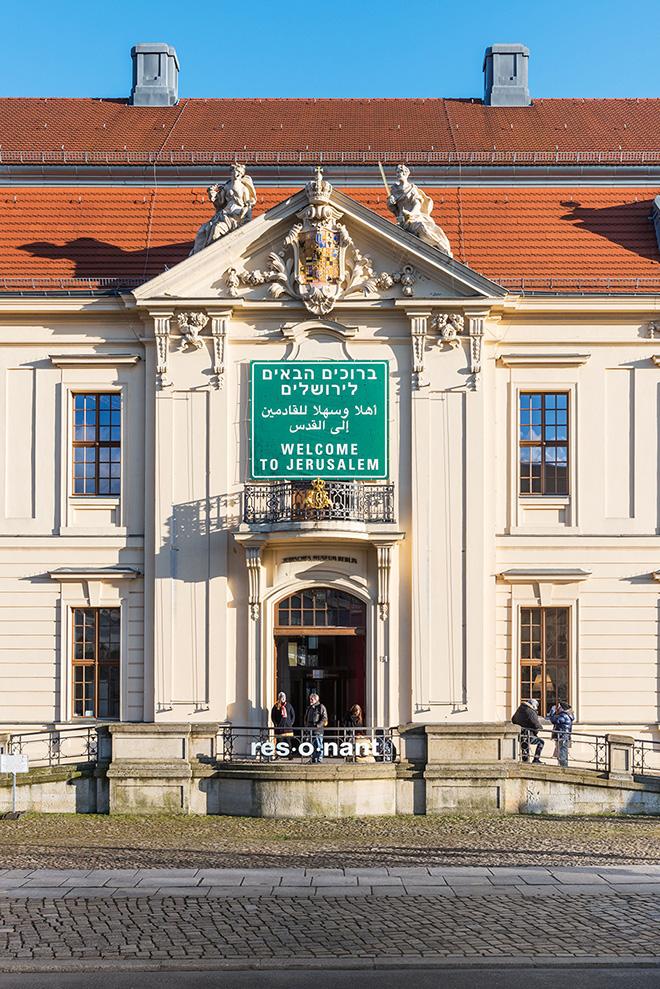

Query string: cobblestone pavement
[0,867,658,969]
[1,813,658,870]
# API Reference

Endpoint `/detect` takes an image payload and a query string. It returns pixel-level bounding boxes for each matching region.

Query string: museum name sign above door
[251,360,389,479]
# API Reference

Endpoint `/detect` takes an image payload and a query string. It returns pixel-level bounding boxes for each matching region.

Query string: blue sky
[3,0,659,99]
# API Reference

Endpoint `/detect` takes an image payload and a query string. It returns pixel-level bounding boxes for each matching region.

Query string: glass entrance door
[275,634,365,727]
[273,588,367,727]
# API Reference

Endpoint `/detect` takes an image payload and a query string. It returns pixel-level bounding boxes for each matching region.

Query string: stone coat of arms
[224,168,415,316]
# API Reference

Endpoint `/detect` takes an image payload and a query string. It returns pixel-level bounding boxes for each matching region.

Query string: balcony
[243,479,395,525]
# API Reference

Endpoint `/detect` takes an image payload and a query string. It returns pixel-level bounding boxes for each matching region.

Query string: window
[72,608,120,718]
[519,392,568,495]
[519,607,569,715]
[72,393,121,496]
[276,589,365,629]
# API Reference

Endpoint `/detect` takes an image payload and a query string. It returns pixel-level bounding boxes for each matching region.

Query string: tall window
[519,607,569,714]
[72,608,120,718]
[519,392,568,495]
[72,393,121,496]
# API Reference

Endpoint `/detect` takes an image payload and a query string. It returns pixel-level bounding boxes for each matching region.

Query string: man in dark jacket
[512,698,545,763]
[304,692,328,763]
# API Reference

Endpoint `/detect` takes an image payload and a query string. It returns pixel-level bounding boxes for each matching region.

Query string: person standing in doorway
[271,692,295,735]
[304,692,328,764]
[271,691,296,758]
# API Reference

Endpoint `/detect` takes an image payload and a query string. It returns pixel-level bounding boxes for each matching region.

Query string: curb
[0,956,659,974]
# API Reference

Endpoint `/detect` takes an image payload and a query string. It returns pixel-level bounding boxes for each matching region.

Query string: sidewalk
[0,866,657,972]
[1,864,659,897]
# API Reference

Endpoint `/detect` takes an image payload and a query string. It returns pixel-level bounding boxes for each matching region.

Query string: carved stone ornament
[648,320,660,339]
[176,311,209,351]
[210,313,229,387]
[468,315,485,391]
[245,546,262,622]
[433,312,465,348]
[153,314,172,388]
[376,544,392,621]
[224,168,416,316]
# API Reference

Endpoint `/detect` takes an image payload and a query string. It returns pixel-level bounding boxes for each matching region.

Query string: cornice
[47,566,141,581]
[4,164,660,188]
[49,353,141,367]
[0,297,129,314]
[498,568,592,583]
[497,353,590,368]
[497,296,660,315]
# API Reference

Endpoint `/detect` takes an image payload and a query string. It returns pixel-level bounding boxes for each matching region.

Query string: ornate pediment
[223,169,416,316]
[133,169,506,309]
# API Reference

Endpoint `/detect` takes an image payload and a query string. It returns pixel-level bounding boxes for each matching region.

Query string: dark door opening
[275,633,365,727]
[273,587,367,727]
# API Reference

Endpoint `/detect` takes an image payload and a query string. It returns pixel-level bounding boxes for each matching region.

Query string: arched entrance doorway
[274,588,366,727]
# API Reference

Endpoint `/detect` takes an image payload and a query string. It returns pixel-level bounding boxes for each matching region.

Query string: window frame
[518,605,570,716]
[518,391,569,497]
[71,606,121,720]
[71,392,122,498]
[275,588,366,633]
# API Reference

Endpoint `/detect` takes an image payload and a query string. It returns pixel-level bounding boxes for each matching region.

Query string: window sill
[70,496,121,507]
[519,496,570,509]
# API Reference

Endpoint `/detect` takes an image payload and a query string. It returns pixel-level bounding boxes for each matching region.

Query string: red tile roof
[0,186,658,293]
[2,98,660,164]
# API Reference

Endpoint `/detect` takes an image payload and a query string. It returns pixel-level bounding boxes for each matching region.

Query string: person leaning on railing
[511,698,545,763]
[548,701,574,768]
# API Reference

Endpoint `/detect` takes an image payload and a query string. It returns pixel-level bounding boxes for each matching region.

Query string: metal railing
[218,725,399,764]
[516,729,609,773]
[633,739,660,777]
[243,480,395,525]
[2,725,101,769]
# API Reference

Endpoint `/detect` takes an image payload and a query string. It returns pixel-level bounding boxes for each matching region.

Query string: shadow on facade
[156,494,258,724]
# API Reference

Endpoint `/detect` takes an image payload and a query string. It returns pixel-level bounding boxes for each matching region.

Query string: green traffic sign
[251,360,389,479]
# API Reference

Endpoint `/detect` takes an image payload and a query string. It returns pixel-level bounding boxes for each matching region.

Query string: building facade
[1,43,659,745]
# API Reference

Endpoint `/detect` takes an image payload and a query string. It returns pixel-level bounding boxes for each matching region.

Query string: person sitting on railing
[343,704,364,762]
[548,701,574,768]
[512,698,545,763]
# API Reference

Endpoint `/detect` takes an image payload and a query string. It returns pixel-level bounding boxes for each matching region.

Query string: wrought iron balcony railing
[243,479,395,525]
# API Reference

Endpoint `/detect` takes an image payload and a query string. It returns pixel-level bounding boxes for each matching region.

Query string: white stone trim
[498,568,591,583]
[55,584,129,722]
[57,380,127,536]
[508,594,580,720]
[497,353,591,368]
[49,354,141,368]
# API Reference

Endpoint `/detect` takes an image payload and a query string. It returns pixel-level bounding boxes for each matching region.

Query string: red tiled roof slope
[0,186,657,291]
[2,99,660,161]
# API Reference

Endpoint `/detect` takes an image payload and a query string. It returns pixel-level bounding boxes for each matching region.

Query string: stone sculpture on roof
[191,163,257,254]
[386,164,452,256]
